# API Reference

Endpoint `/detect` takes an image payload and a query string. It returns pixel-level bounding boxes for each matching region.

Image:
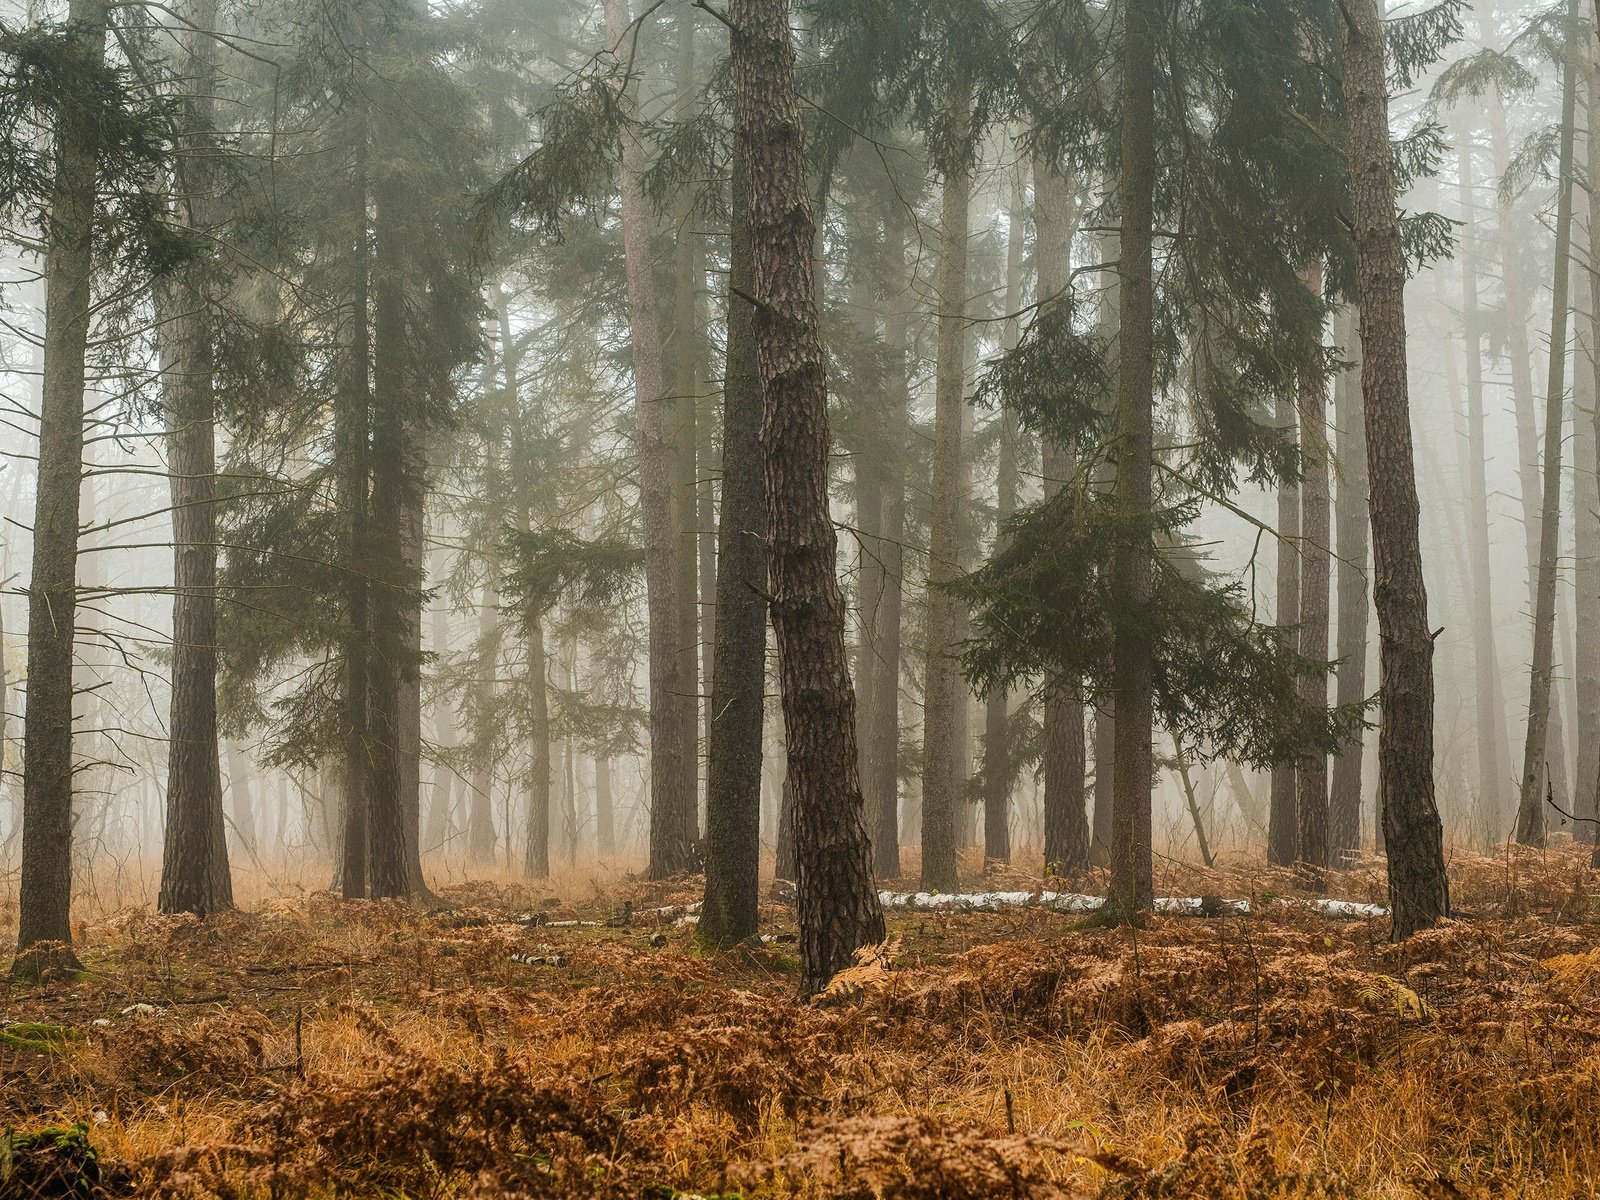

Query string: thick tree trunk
[1107,0,1157,921]
[920,108,972,894]
[1296,263,1330,878]
[1454,138,1515,831]
[1330,307,1369,861]
[605,0,698,880]
[1515,0,1579,847]
[731,0,884,993]
[1341,0,1450,938]
[700,129,769,946]
[157,0,232,918]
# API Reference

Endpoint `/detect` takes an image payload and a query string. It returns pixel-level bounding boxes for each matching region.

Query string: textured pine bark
[605,0,699,881]
[1515,0,1580,848]
[158,0,233,918]
[1295,263,1330,879]
[1108,0,1157,922]
[730,0,884,994]
[700,138,768,946]
[920,124,972,895]
[1330,307,1369,862]
[16,0,109,973]
[1340,0,1449,939]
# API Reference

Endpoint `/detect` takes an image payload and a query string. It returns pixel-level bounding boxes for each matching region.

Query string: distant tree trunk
[701,127,768,946]
[1330,307,1370,861]
[920,97,973,894]
[1341,0,1450,938]
[1092,706,1115,859]
[983,160,1027,866]
[466,329,502,866]
[1515,0,1579,848]
[1581,32,1600,843]
[225,743,257,857]
[523,615,551,879]
[605,0,698,880]
[424,544,457,855]
[1296,262,1330,879]
[337,111,372,901]
[595,755,615,856]
[1487,11,1570,828]
[1268,389,1300,867]
[1454,137,1515,832]
[16,0,108,974]
[863,213,912,876]
[1107,0,1158,922]
[157,0,232,919]
[731,0,885,992]
[400,480,428,894]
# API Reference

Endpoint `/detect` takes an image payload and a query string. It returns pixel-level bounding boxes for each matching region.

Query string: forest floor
[3,845,1600,1199]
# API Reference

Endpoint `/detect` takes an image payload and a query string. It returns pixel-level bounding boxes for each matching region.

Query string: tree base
[10,941,84,984]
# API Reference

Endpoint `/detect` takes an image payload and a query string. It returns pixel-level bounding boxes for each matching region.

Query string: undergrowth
[1,845,1598,1198]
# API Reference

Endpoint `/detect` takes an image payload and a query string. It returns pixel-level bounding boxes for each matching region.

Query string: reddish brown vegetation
[3,848,1600,1197]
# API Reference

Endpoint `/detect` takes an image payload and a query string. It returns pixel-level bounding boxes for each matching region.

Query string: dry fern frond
[1354,974,1434,1020]
[813,938,902,1006]
[1540,948,1600,996]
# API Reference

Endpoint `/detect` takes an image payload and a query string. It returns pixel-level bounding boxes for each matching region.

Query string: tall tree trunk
[15,0,108,974]
[595,754,615,856]
[1107,0,1158,922]
[158,0,232,918]
[1454,137,1515,830]
[1092,706,1115,859]
[1341,0,1450,938]
[1268,390,1301,866]
[1486,4,1571,828]
[671,5,703,827]
[1296,262,1330,878]
[1582,28,1600,843]
[731,0,885,993]
[863,213,912,876]
[1034,160,1090,872]
[365,181,413,900]
[983,160,1027,866]
[424,543,457,855]
[523,615,551,879]
[605,0,698,879]
[1330,307,1369,861]
[701,123,769,946]
[920,98,973,894]
[1515,0,1580,847]
[337,107,372,901]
